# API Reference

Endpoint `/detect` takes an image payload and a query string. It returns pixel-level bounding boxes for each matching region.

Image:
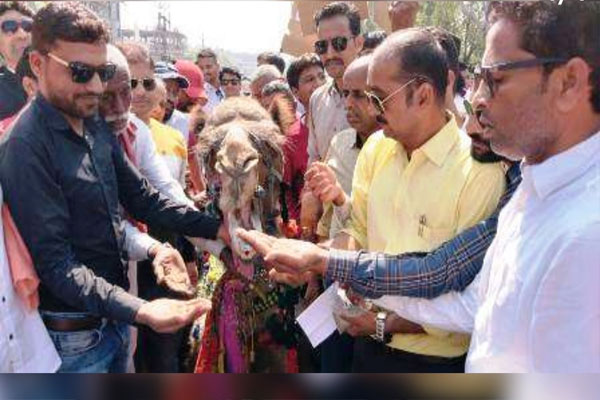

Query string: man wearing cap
[174,59,208,114]
[155,61,191,143]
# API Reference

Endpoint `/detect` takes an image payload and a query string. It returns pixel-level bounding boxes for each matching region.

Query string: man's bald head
[107,44,129,76]
[100,44,133,134]
[370,27,448,104]
[343,55,379,137]
[343,54,370,83]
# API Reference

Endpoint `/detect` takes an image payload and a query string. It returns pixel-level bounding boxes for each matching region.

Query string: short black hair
[362,30,387,52]
[383,28,448,105]
[286,53,324,90]
[426,27,462,95]
[32,2,109,54]
[491,0,600,113]
[315,2,361,37]
[0,1,34,19]
[15,46,34,81]
[219,66,242,82]
[197,48,218,62]
[257,52,286,74]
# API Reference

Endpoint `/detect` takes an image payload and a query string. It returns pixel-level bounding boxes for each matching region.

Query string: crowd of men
[0,0,598,374]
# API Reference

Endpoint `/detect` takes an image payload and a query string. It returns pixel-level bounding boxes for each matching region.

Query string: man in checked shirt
[238,82,520,372]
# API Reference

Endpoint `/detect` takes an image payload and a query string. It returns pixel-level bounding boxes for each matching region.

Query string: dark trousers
[352,337,466,373]
[320,331,355,373]
[134,225,195,373]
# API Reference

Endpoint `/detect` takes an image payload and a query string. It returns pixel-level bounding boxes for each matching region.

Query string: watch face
[377,312,387,321]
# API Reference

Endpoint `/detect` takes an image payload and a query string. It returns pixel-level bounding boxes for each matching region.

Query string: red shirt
[0,115,16,137]
[282,117,309,221]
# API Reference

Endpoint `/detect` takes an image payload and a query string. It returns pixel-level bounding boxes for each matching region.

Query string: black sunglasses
[131,78,157,91]
[314,36,354,55]
[1,19,33,34]
[47,53,116,84]
[479,57,567,98]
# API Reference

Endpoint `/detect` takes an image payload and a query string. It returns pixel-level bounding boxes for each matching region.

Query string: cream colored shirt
[317,128,361,239]
[345,115,506,358]
[307,79,350,164]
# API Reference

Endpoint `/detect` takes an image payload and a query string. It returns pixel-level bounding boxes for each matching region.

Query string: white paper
[296,283,340,348]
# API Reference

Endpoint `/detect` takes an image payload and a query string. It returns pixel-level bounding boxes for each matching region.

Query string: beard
[469,133,504,163]
[49,90,100,119]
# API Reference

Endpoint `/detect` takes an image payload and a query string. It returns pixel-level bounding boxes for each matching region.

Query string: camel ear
[268,95,296,137]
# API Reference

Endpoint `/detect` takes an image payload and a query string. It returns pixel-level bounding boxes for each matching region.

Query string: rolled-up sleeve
[0,137,145,323]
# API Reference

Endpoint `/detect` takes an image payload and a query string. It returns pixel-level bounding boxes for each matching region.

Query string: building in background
[82,1,123,40]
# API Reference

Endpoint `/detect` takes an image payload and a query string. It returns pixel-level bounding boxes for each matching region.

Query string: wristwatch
[372,311,392,344]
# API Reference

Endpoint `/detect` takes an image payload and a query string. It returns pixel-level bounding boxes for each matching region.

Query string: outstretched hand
[236,229,329,283]
[152,244,196,298]
[135,297,211,334]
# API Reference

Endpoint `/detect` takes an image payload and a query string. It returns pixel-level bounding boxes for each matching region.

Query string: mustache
[325,59,344,67]
[74,93,101,100]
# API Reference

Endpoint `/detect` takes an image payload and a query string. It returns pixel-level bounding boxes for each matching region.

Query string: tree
[416,1,487,66]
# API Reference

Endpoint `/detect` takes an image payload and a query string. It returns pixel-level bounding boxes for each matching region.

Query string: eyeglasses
[130,78,157,91]
[365,77,423,115]
[0,19,33,34]
[479,57,567,98]
[47,52,116,84]
[220,79,240,86]
[314,36,354,55]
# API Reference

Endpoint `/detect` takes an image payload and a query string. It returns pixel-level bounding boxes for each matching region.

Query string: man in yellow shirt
[330,28,505,372]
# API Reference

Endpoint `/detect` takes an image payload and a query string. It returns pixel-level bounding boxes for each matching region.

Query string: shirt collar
[34,95,103,136]
[414,112,460,168]
[326,79,342,98]
[523,130,600,200]
[33,95,71,131]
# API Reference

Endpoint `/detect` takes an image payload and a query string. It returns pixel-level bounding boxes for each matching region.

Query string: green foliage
[416,1,488,67]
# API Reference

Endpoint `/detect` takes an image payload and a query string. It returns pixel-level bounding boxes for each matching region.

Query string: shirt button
[9,334,14,340]
[1,296,5,302]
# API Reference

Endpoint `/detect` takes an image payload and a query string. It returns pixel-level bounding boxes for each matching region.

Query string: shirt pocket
[419,223,456,249]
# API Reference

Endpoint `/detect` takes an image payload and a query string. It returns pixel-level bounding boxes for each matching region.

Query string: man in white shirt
[154,61,191,143]
[196,48,224,114]
[0,184,61,373]
[365,1,600,372]
[100,45,196,262]
[307,2,363,164]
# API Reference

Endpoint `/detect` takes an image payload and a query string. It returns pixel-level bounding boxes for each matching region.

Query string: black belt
[42,314,103,332]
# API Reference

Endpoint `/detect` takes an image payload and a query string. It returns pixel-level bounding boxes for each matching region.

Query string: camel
[194,96,302,373]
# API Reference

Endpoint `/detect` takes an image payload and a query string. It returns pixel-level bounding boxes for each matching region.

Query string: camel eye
[242,156,259,173]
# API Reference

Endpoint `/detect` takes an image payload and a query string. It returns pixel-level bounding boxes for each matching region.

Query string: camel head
[197,97,288,261]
